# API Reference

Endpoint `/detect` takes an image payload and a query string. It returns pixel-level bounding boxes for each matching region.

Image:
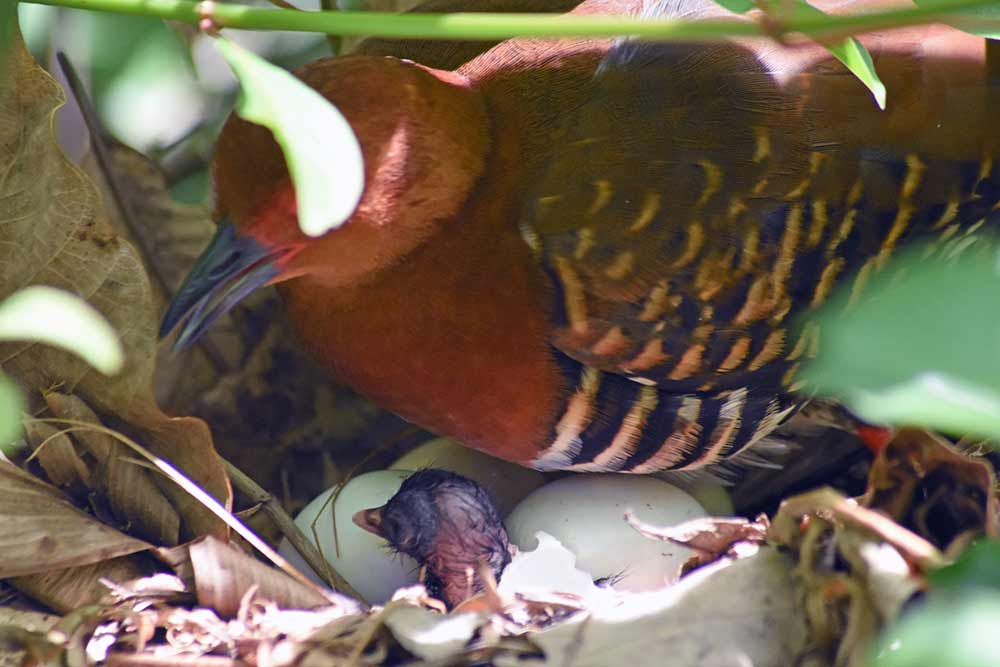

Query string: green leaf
[913,0,1000,39]
[214,36,364,238]
[721,0,886,109]
[0,375,25,453]
[930,540,1000,593]
[1,1,17,76]
[709,0,756,13]
[870,593,1000,666]
[0,286,124,375]
[824,35,886,110]
[803,241,1000,440]
[782,0,885,109]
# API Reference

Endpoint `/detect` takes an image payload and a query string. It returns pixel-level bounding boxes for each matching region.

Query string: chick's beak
[160,222,288,351]
[352,506,385,537]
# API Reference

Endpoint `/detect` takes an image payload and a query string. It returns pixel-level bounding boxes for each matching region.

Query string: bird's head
[353,469,511,608]
[160,55,491,349]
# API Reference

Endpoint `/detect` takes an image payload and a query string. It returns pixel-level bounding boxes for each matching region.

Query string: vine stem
[19,0,1000,41]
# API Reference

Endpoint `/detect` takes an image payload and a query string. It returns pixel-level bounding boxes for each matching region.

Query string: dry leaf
[189,537,335,618]
[0,27,230,538]
[0,608,61,667]
[862,428,998,546]
[24,420,90,497]
[10,556,150,615]
[45,392,181,546]
[0,460,149,578]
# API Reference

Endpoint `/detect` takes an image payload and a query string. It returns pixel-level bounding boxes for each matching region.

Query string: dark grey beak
[160,222,280,351]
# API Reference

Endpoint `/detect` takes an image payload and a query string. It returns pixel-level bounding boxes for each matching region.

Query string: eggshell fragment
[505,474,707,592]
[391,438,546,516]
[279,470,419,604]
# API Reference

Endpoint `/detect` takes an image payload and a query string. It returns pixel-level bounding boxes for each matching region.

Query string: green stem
[19,0,1000,40]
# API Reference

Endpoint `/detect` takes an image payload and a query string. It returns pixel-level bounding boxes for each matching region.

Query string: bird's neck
[279,105,565,465]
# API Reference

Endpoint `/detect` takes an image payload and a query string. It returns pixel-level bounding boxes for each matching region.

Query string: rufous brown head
[161,55,491,348]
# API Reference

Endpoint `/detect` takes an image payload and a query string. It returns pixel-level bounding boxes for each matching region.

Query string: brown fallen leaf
[189,537,343,618]
[45,392,181,546]
[0,26,229,538]
[771,487,944,572]
[10,556,151,615]
[861,427,998,547]
[0,460,150,579]
[24,419,90,499]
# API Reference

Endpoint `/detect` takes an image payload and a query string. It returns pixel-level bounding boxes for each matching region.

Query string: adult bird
[162,0,1000,473]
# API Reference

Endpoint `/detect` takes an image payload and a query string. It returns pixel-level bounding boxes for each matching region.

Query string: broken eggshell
[505,475,707,592]
[278,470,420,604]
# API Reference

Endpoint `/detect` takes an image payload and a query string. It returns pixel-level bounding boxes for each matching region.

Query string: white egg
[686,480,734,516]
[653,473,735,516]
[505,474,707,592]
[279,470,419,604]
[391,438,546,516]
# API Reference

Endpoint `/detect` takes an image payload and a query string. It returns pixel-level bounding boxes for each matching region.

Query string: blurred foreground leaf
[0,286,123,375]
[214,36,364,238]
[710,0,885,108]
[929,540,1000,592]
[0,375,25,452]
[804,241,1000,440]
[0,3,15,76]
[913,0,1000,39]
[870,529,1000,664]
[870,592,1000,666]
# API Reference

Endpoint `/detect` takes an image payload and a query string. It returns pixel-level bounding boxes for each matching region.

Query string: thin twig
[224,460,364,602]
[319,0,342,55]
[23,0,1000,42]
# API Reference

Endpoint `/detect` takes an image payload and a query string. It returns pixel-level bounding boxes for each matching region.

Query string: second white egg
[505,474,707,592]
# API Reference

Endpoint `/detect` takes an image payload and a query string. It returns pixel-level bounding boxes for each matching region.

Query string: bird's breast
[279,167,569,467]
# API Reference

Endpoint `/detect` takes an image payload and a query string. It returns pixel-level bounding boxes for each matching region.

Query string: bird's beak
[160,221,287,351]
[352,506,385,536]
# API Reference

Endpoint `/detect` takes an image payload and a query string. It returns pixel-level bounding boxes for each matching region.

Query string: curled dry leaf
[761,429,999,665]
[10,556,151,616]
[771,487,944,571]
[45,392,181,546]
[24,419,90,499]
[100,573,189,607]
[769,485,941,666]
[861,427,998,546]
[0,26,229,537]
[189,537,341,618]
[0,460,150,579]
